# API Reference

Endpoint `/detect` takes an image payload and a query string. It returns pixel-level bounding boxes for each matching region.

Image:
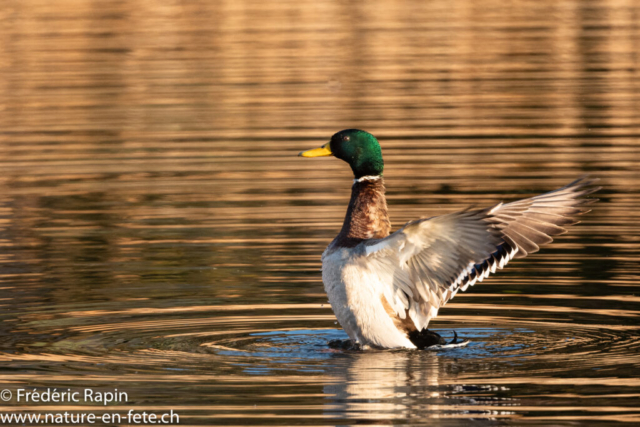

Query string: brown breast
[331,177,391,248]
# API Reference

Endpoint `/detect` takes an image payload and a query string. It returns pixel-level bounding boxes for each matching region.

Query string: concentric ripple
[3,300,640,424]
[8,303,639,378]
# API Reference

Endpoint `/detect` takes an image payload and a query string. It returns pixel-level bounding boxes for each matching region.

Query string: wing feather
[362,176,600,331]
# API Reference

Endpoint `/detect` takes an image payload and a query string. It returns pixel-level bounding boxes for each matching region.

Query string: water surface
[1,0,640,425]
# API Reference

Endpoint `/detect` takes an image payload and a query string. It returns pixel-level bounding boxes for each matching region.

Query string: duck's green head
[298,129,384,179]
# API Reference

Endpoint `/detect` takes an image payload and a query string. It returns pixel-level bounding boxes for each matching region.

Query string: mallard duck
[299,129,599,350]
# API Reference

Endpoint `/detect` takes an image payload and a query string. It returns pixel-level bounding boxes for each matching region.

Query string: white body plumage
[322,247,416,349]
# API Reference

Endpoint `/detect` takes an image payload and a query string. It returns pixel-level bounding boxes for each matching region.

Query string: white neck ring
[354,175,381,184]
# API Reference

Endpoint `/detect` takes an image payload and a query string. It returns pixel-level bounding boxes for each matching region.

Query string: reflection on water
[1,0,640,425]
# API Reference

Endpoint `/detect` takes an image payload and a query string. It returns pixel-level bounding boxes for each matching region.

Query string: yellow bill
[298,143,333,157]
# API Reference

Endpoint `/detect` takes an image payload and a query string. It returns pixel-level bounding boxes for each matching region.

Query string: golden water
[1,0,639,425]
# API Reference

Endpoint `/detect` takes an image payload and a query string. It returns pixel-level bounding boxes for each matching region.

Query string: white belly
[321,248,416,349]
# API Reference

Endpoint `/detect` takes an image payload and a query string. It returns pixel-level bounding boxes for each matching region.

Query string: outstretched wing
[363,176,600,331]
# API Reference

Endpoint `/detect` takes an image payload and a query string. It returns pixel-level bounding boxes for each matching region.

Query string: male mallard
[299,129,599,350]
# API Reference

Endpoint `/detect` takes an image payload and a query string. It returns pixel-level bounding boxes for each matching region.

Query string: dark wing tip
[562,175,602,195]
[491,175,601,260]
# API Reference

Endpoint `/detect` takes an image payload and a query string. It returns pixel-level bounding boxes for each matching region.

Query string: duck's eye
[343,136,350,142]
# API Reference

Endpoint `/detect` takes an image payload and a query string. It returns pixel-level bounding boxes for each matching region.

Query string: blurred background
[1,0,639,425]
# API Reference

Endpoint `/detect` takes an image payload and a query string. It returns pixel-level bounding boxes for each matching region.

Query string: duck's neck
[333,176,391,248]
